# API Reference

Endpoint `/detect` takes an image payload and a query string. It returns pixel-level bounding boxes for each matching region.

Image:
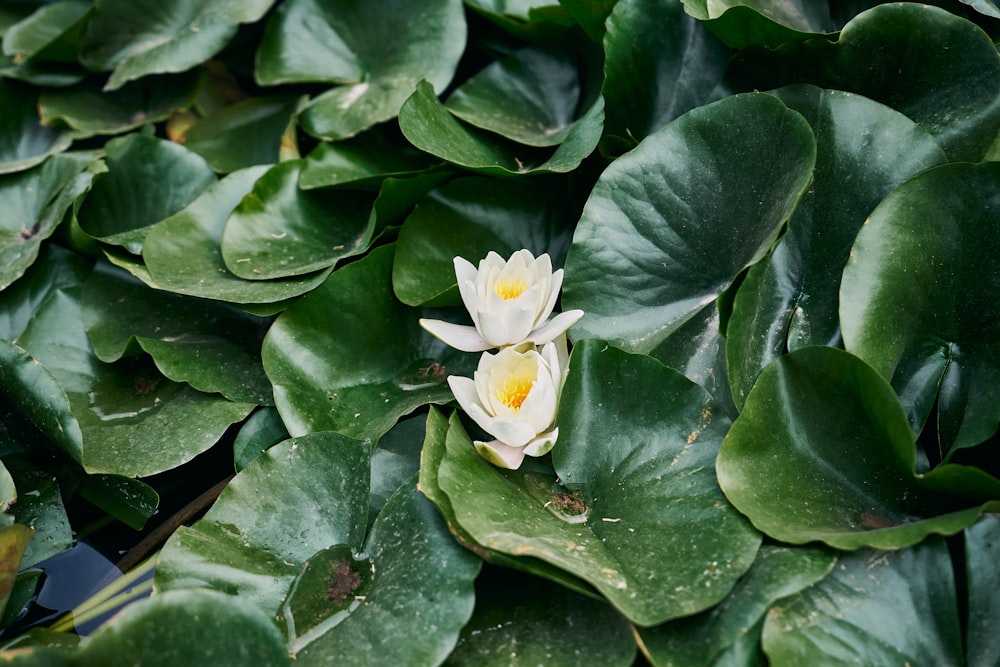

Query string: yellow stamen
[497,376,533,411]
[493,278,528,300]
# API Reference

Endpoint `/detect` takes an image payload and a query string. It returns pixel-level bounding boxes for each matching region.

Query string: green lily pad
[0,78,73,174]
[369,415,424,524]
[14,283,254,477]
[183,95,303,173]
[1,0,90,63]
[79,0,276,91]
[0,151,94,291]
[262,244,475,443]
[257,0,466,140]
[966,514,1000,667]
[392,175,575,307]
[77,589,290,667]
[76,134,217,255]
[726,85,947,409]
[444,565,636,667]
[557,0,616,41]
[140,166,332,306]
[731,3,1000,162]
[5,457,72,569]
[232,407,288,472]
[602,0,729,148]
[434,342,761,626]
[443,46,581,147]
[39,71,201,137]
[681,0,834,49]
[637,545,836,667]
[761,541,963,665]
[81,262,273,405]
[840,162,1000,457]
[299,129,437,190]
[288,482,481,665]
[220,159,374,280]
[563,92,815,354]
[717,346,1000,550]
[0,244,90,342]
[399,80,605,176]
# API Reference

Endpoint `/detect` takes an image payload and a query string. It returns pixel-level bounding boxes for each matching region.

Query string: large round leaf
[637,545,836,667]
[443,46,580,147]
[840,162,1000,457]
[602,0,729,147]
[81,263,273,405]
[434,342,761,626]
[966,514,1000,667]
[392,175,575,307]
[718,346,1000,550]
[220,159,374,280]
[263,244,475,443]
[257,0,466,140]
[140,166,332,306]
[730,3,1000,162]
[79,0,276,91]
[399,80,605,176]
[14,284,253,477]
[726,85,947,408]
[77,589,290,667]
[563,92,815,353]
[761,541,963,665]
[0,151,93,291]
[0,78,73,174]
[289,482,481,665]
[76,134,217,255]
[0,244,91,342]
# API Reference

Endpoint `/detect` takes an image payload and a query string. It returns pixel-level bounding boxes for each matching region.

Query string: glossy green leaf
[726,85,947,409]
[731,4,1000,162]
[77,589,290,667]
[563,92,815,353]
[369,416,423,524]
[232,407,288,472]
[966,514,1000,667]
[444,565,636,667]
[557,0,617,41]
[140,166,332,306]
[220,160,374,280]
[602,0,729,148]
[39,72,201,137]
[0,79,73,174]
[81,263,273,405]
[258,0,466,140]
[184,95,302,173]
[289,482,481,665]
[400,81,604,176]
[392,175,575,306]
[76,134,217,254]
[418,408,596,597]
[15,284,254,477]
[0,245,90,342]
[5,457,72,569]
[681,0,833,49]
[761,542,963,666]
[463,1,573,41]
[718,346,1000,550]
[0,523,33,622]
[961,0,1000,18]
[841,162,1000,457]
[156,432,371,620]
[263,245,475,443]
[1,0,90,63]
[638,545,836,667]
[299,130,436,190]
[80,0,276,91]
[76,472,158,531]
[435,342,761,626]
[0,152,93,291]
[444,46,580,147]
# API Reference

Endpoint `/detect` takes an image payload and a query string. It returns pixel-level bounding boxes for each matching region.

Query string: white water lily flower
[420,249,584,352]
[448,337,568,470]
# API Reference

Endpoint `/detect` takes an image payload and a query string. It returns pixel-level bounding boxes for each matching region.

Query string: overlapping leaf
[0,78,73,174]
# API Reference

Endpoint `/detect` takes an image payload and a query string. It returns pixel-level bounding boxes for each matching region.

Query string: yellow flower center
[497,376,533,411]
[493,277,528,300]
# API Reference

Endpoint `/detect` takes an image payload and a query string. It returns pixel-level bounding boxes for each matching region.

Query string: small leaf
[0,78,73,174]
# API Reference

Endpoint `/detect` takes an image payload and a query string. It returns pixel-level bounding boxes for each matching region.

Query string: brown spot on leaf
[549,490,587,516]
[327,557,361,604]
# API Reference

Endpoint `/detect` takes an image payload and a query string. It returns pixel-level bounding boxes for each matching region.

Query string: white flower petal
[474,439,526,469]
[419,319,491,352]
[485,417,537,447]
[448,375,480,415]
[528,309,585,346]
[523,428,558,457]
